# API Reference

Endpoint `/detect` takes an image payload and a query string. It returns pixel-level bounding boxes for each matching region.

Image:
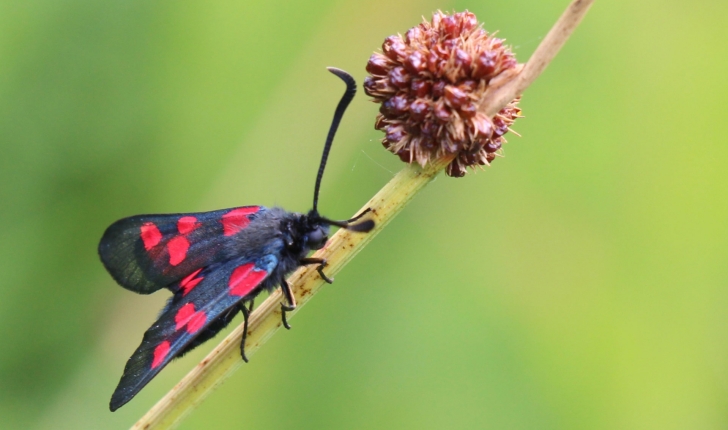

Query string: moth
[99,68,374,411]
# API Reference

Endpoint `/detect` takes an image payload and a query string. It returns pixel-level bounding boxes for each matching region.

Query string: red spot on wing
[229,263,268,297]
[187,311,207,334]
[140,223,162,250]
[180,268,204,296]
[151,341,170,369]
[175,303,196,330]
[221,207,260,236]
[177,216,200,235]
[167,236,190,266]
[174,302,207,334]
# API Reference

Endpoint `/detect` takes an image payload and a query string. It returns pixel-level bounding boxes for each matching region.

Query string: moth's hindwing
[99,206,264,294]
[109,254,279,411]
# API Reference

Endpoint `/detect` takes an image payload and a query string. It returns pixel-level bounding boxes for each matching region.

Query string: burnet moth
[99,68,374,411]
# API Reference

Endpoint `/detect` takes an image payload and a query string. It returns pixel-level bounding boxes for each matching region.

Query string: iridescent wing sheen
[99,206,263,294]
[109,254,279,411]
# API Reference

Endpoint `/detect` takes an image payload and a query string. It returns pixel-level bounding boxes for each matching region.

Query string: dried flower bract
[365,10,522,177]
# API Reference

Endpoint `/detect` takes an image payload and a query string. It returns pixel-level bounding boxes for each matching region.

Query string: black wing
[109,254,279,411]
[99,206,264,294]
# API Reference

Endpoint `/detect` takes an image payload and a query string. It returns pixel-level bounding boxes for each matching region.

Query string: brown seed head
[364,10,522,177]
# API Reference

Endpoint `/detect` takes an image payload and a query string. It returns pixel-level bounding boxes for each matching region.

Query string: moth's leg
[300,257,333,284]
[247,298,255,313]
[239,301,251,363]
[345,207,372,223]
[280,280,297,330]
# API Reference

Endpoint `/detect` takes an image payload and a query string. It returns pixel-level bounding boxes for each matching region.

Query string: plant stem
[131,159,448,430]
[480,0,594,115]
[132,1,593,428]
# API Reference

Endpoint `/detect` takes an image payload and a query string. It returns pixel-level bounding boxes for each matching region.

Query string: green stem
[131,160,447,430]
[131,0,593,427]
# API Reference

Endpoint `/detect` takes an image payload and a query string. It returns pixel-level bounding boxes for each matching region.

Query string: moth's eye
[307,228,327,249]
[308,229,323,244]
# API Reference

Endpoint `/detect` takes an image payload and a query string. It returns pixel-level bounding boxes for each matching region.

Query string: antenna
[312,67,357,214]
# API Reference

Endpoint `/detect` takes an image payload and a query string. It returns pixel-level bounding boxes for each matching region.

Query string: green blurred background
[2,0,727,428]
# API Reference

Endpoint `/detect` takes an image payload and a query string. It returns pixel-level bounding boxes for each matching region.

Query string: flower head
[364,10,522,177]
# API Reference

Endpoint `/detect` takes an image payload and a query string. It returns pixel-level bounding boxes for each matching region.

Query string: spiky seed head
[364,10,522,177]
